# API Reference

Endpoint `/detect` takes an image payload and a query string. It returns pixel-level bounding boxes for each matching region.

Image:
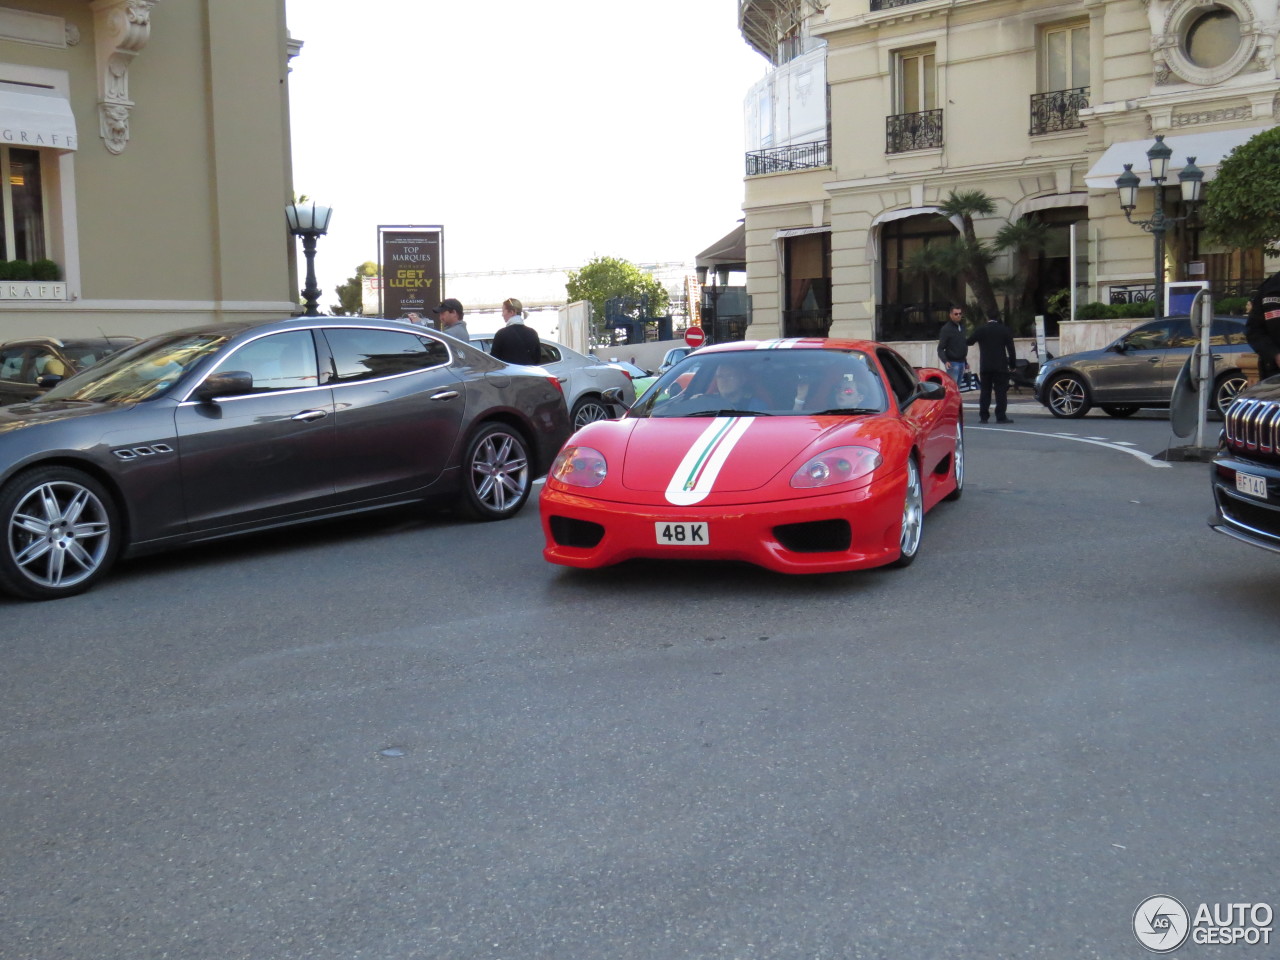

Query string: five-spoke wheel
[890,457,923,567]
[1046,373,1091,419]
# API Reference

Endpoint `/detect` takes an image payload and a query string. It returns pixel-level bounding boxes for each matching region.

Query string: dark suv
[1034,316,1250,418]
[1210,378,1280,553]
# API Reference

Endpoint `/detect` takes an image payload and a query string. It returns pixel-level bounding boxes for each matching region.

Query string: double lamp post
[1114,134,1203,321]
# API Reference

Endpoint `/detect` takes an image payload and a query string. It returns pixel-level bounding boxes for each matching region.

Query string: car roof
[691,337,882,355]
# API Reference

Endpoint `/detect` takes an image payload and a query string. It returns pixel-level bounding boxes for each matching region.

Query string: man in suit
[967,312,1018,424]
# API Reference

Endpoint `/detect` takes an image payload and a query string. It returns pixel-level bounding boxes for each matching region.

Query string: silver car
[471,336,636,428]
[1034,315,1251,419]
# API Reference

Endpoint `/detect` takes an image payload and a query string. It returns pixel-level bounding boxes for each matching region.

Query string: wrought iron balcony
[745,139,830,176]
[1029,87,1089,135]
[871,0,930,9]
[886,109,943,154]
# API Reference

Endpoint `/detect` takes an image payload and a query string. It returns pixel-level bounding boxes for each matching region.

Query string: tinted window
[877,349,917,403]
[539,343,561,364]
[0,345,29,382]
[1123,320,1178,349]
[325,328,450,383]
[1210,319,1247,346]
[215,330,319,393]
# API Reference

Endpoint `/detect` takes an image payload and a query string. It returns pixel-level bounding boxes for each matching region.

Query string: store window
[3,148,46,261]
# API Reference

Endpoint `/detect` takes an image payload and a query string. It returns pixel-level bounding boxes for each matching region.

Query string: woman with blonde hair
[491,297,541,365]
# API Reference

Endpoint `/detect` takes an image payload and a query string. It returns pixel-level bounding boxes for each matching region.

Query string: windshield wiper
[684,409,774,417]
[809,407,880,415]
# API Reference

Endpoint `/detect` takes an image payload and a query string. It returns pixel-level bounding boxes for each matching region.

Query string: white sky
[284,0,768,305]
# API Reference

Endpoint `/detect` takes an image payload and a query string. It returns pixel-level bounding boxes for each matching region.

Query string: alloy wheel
[7,478,113,592]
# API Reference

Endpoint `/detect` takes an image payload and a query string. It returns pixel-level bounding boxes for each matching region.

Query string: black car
[0,335,138,406]
[0,317,572,600]
[1209,378,1280,553]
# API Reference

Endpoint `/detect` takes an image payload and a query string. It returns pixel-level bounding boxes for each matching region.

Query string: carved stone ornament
[91,0,158,155]
[65,24,80,46]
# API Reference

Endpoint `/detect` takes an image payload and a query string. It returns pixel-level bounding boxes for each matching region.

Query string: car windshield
[632,348,888,418]
[41,332,230,403]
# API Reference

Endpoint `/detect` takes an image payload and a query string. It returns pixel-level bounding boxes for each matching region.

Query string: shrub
[31,259,60,282]
[1114,300,1156,319]
[6,259,33,280]
[1075,301,1113,320]
[1217,296,1249,315]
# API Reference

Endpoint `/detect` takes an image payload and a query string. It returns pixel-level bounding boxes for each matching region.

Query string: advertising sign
[378,225,443,319]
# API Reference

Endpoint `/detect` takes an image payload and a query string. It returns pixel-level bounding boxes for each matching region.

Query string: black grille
[1224,397,1280,460]
[549,515,605,549]
[773,519,852,553]
[1219,492,1280,544]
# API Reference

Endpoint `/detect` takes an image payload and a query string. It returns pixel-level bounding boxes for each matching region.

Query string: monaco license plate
[654,522,709,546]
[1236,472,1268,500]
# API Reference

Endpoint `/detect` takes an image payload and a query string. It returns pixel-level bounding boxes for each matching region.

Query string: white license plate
[654,522,710,546]
[1236,472,1268,500]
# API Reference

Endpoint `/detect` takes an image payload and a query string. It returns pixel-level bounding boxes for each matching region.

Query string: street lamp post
[285,200,334,317]
[1115,135,1203,321]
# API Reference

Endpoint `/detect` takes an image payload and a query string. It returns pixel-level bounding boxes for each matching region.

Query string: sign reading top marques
[378,225,442,319]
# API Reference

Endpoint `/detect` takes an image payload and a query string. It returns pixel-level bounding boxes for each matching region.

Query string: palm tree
[936,189,1001,319]
[994,216,1051,323]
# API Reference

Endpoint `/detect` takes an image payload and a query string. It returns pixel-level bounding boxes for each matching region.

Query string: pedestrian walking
[433,298,469,342]
[967,312,1017,423]
[490,297,541,365]
[937,303,968,384]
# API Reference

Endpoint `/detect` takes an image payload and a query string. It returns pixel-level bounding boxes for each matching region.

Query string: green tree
[1200,125,1280,256]
[331,261,378,316]
[993,216,1050,329]
[565,256,670,343]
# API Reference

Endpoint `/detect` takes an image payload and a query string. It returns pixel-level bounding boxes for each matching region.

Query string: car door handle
[1147,357,1160,363]
[557,376,569,383]
[1211,353,1224,360]
[291,409,328,422]
[429,390,460,401]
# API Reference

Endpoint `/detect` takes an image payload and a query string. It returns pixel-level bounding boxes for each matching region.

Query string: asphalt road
[3,398,1278,960]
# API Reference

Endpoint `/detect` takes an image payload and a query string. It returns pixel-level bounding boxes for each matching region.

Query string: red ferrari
[539,338,964,573]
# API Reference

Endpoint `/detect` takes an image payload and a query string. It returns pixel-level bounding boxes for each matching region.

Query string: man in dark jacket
[967,312,1018,423]
[1246,272,1280,378]
[937,303,968,384]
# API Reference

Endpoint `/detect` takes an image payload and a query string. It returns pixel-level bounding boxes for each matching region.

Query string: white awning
[865,206,964,261]
[0,83,77,151]
[1084,126,1269,189]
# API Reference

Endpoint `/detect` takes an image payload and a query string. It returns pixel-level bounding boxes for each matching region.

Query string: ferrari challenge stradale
[539,338,964,573]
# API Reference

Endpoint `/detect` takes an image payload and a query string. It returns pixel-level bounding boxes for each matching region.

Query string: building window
[895,46,935,114]
[2,148,47,262]
[888,46,942,153]
[1042,23,1089,91]
[1184,6,1240,68]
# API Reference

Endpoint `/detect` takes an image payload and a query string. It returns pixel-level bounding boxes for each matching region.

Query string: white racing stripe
[969,425,1172,468]
[665,417,756,504]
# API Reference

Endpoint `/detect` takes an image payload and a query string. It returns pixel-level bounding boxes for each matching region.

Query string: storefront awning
[0,84,77,151]
[1084,126,1269,189]
[696,222,746,268]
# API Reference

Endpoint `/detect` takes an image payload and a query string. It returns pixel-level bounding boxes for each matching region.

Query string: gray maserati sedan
[0,317,572,600]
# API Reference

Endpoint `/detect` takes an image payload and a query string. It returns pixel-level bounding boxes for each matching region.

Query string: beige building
[0,0,297,341]
[737,0,1280,341]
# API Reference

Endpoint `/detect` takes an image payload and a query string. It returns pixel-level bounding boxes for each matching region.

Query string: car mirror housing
[601,386,626,407]
[914,380,947,401]
[35,374,63,390]
[195,370,253,402]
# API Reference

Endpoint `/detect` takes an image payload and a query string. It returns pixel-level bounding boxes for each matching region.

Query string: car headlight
[790,445,882,489]
[550,445,608,488]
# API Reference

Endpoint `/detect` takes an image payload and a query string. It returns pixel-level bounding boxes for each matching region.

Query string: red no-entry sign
[684,326,705,348]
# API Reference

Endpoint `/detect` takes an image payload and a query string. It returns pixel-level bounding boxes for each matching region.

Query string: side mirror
[1110,340,1130,353]
[195,370,253,401]
[35,374,63,390]
[601,386,627,407]
[913,379,947,401]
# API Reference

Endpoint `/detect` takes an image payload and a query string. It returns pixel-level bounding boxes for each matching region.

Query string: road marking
[969,426,1172,468]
